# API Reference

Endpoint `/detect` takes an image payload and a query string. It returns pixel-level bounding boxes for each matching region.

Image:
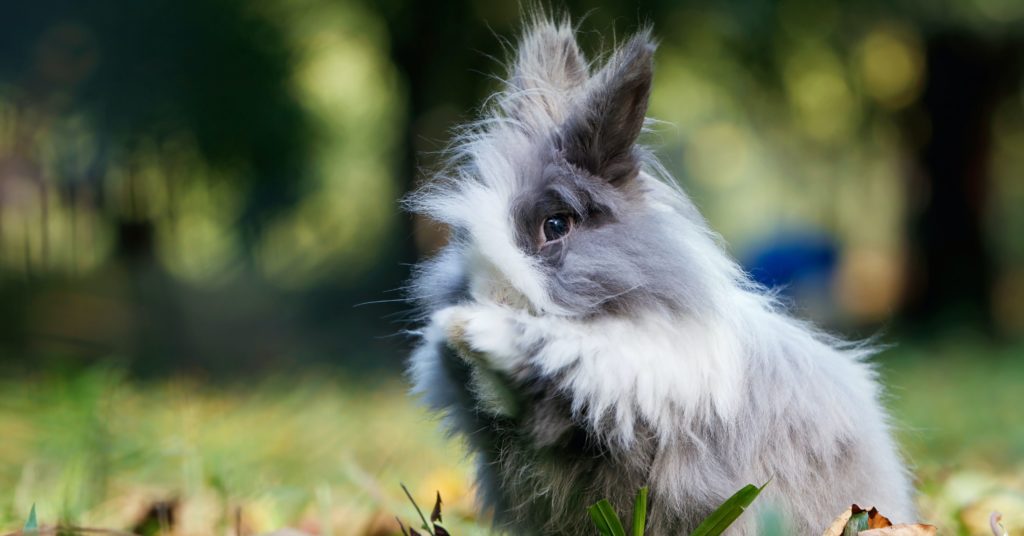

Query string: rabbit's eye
[542,214,572,242]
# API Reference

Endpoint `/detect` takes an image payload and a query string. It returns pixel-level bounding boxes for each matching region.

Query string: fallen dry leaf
[859,525,938,535]
[865,507,893,528]
[822,505,936,536]
[823,504,890,536]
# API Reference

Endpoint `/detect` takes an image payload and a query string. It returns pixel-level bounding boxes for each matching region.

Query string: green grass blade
[588,499,627,536]
[400,483,433,533]
[632,487,648,536]
[24,503,38,532]
[587,505,614,536]
[690,481,768,536]
[689,484,756,536]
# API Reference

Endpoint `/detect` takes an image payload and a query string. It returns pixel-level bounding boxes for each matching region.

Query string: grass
[0,367,485,535]
[880,339,1024,534]
[0,338,1021,535]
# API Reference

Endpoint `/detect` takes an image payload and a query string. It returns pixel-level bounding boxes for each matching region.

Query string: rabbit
[404,15,916,536]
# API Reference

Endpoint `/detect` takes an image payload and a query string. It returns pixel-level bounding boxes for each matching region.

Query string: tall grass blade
[400,483,433,533]
[588,499,626,536]
[689,481,768,536]
[632,487,648,536]
[24,503,38,532]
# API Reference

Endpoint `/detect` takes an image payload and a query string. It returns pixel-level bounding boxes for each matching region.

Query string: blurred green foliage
[0,0,1022,372]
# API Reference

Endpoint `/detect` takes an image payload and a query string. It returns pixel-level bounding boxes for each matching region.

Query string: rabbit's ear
[561,31,655,185]
[502,18,589,127]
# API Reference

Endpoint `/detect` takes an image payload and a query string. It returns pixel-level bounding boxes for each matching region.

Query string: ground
[0,337,1021,535]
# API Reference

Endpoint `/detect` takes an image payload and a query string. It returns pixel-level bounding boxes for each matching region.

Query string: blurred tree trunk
[903,33,1020,332]
[381,0,493,261]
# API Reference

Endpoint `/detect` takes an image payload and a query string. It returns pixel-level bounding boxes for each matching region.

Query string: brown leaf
[431,492,443,524]
[433,525,451,536]
[858,524,938,535]
[822,505,912,536]
[866,507,893,528]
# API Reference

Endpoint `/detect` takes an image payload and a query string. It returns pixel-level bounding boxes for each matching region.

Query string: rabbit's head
[409,18,742,319]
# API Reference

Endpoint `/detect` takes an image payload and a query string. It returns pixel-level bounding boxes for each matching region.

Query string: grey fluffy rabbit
[405,15,916,535]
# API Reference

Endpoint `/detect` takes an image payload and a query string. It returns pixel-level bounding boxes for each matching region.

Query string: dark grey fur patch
[506,147,718,317]
[429,336,669,535]
[559,32,655,185]
[510,152,622,256]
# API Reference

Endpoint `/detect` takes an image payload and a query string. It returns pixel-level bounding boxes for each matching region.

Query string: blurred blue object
[744,231,839,291]
[743,232,840,322]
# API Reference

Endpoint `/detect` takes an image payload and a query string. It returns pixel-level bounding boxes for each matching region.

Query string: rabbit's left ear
[560,32,655,185]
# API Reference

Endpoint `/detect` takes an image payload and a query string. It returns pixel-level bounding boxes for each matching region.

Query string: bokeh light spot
[856,25,925,110]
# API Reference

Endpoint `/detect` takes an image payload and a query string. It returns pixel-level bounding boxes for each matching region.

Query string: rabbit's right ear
[501,17,589,127]
[560,31,655,186]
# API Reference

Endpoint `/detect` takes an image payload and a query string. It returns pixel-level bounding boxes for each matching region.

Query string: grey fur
[405,16,916,535]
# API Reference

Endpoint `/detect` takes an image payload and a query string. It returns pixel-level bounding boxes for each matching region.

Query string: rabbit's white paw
[432,303,528,373]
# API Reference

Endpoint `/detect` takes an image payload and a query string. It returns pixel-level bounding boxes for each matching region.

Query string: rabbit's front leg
[433,303,540,370]
[432,303,548,418]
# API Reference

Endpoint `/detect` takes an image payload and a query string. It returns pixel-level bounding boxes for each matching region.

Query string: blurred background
[0,0,1021,534]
